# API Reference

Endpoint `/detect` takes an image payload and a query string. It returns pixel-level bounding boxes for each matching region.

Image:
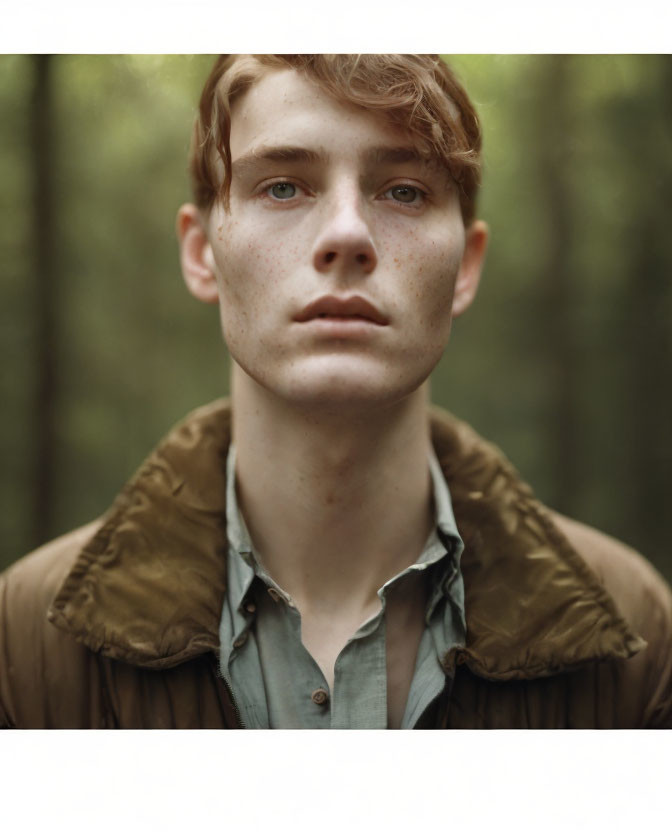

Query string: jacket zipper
[222,677,246,729]
[210,653,246,728]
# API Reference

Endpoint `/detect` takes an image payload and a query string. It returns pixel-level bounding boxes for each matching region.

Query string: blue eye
[388,185,423,204]
[269,182,297,200]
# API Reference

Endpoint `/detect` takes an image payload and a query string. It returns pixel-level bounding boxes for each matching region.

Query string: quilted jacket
[1,400,671,728]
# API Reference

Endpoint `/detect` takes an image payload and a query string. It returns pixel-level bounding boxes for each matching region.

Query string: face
[180,68,487,413]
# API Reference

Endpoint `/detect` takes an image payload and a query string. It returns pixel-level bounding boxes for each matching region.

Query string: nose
[311,191,378,276]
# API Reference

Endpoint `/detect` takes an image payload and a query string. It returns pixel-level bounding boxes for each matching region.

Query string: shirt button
[267,587,282,603]
[311,688,329,706]
[233,632,248,649]
[244,601,256,614]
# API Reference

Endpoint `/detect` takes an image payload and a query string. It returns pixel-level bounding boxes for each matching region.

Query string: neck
[230,366,435,615]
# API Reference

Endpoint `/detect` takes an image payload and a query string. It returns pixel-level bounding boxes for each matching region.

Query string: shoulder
[0,521,104,728]
[2,521,102,596]
[550,512,672,629]
[551,512,672,727]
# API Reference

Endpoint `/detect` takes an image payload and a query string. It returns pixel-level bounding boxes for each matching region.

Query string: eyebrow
[231,146,321,177]
[364,146,425,166]
[231,144,428,178]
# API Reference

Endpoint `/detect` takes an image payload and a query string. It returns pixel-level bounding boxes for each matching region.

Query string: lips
[294,295,388,325]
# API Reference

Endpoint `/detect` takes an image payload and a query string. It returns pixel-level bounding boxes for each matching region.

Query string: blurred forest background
[1,55,670,581]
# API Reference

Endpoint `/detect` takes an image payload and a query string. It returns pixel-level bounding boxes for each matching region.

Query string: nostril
[356,253,368,265]
[324,252,337,264]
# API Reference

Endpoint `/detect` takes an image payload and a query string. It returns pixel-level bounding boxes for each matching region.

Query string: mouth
[294,295,389,326]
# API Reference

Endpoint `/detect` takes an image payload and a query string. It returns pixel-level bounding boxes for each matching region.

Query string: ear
[451,219,489,318]
[176,203,220,305]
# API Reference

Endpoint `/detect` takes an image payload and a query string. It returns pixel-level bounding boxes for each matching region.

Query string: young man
[1,55,670,728]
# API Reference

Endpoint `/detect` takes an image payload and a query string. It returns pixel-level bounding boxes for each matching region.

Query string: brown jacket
[1,400,671,728]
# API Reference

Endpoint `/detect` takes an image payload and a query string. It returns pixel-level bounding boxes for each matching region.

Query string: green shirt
[219,446,466,728]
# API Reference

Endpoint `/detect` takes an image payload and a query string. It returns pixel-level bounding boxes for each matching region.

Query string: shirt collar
[225,443,253,558]
[224,442,465,621]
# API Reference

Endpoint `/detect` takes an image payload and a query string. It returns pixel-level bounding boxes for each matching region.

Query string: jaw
[231,344,441,413]
[228,353,441,449]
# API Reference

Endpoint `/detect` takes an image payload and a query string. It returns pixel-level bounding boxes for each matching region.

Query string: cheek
[212,223,292,320]
[383,227,463,324]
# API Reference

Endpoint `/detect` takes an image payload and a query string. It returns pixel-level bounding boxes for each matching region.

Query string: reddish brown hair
[189,54,482,224]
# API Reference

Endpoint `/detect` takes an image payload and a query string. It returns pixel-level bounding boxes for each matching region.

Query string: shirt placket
[330,608,388,729]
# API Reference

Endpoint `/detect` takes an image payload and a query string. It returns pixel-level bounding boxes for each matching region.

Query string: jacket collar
[48,399,645,680]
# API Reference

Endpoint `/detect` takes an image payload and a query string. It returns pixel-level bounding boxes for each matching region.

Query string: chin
[278,365,433,416]
[232,351,440,415]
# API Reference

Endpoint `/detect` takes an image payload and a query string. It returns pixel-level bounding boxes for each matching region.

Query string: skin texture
[177,68,488,720]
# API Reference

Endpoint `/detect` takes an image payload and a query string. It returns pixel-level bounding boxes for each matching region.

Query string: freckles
[222,275,248,314]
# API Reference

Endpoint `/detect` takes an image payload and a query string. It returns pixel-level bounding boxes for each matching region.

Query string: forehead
[228,68,420,163]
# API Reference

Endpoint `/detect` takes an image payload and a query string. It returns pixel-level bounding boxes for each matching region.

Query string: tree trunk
[537,55,579,513]
[30,54,58,548]
[623,56,672,562]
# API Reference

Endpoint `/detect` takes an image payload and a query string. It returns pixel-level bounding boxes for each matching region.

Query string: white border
[1,0,671,53]
[2,731,667,831]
